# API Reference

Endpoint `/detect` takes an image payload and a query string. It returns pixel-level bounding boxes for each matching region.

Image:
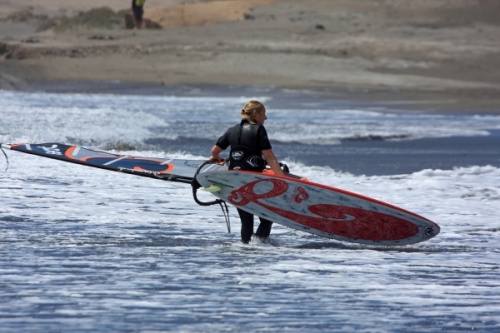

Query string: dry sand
[1,0,499,111]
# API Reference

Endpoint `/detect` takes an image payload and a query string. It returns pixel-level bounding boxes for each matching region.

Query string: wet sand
[1,0,500,112]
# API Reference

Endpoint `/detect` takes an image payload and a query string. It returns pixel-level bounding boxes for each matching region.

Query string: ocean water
[0,87,499,332]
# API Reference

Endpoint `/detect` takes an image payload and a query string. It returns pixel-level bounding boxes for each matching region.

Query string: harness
[228,123,266,172]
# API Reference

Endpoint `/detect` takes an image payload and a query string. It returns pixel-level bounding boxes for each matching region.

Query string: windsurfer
[210,100,285,244]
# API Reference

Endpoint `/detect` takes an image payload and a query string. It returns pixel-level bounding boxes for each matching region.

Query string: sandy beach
[1,0,499,111]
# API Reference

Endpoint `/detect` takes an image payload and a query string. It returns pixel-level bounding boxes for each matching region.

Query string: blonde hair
[240,100,265,124]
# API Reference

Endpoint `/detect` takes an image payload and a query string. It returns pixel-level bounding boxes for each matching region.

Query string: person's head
[240,100,267,125]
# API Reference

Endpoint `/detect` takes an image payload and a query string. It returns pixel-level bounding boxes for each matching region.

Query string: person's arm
[262,149,285,176]
[210,145,224,162]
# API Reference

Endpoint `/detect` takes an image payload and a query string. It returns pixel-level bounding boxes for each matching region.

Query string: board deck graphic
[1,142,224,183]
[196,170,440,246]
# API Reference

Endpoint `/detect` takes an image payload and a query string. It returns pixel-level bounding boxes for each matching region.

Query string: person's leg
[137,7,144,28]
[255,217,273,239]
[131,2,144,29]
[237,209,254,244]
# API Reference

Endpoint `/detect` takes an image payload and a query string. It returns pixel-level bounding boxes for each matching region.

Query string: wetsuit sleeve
[215,130,230,150]
[257,125,272,151]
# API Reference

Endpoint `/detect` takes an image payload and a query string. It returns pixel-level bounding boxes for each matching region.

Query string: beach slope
[1,0,499,110]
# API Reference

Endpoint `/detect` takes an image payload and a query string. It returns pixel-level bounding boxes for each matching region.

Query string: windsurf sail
[1,142,224,184]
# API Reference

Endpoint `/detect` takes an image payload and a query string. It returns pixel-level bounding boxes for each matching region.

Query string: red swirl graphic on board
[228,178,289,205]
[228,178,419,241]
[293,186,309,203]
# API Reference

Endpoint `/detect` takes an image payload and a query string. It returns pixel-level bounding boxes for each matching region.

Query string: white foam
[2,90,499,146]
[1,89,499,332]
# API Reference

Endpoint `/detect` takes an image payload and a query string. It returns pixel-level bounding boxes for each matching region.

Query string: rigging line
[192,159,231,231]
[1,147,9,172]
[219,201,231,233]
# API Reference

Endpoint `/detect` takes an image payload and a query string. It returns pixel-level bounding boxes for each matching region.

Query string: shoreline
[1,0,500,113]
[7,79,500,114]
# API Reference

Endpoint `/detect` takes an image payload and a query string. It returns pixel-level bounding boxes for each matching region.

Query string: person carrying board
[210,100,285,244]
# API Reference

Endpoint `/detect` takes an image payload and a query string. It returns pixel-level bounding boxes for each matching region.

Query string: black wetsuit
[215,120,273,243]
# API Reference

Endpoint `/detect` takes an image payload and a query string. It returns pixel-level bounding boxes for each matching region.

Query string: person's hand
[209,157,224,164]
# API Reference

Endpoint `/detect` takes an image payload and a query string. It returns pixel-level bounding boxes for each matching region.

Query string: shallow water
[0,88,499,332]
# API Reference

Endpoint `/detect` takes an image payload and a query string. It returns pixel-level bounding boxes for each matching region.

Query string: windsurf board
[195,170,440,246]
[2,142,440,246]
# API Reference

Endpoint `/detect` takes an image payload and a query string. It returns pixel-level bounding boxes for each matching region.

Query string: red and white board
[196,170,440,246]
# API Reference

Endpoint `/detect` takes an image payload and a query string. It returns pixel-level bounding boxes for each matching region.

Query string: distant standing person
[132,0,146,29]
